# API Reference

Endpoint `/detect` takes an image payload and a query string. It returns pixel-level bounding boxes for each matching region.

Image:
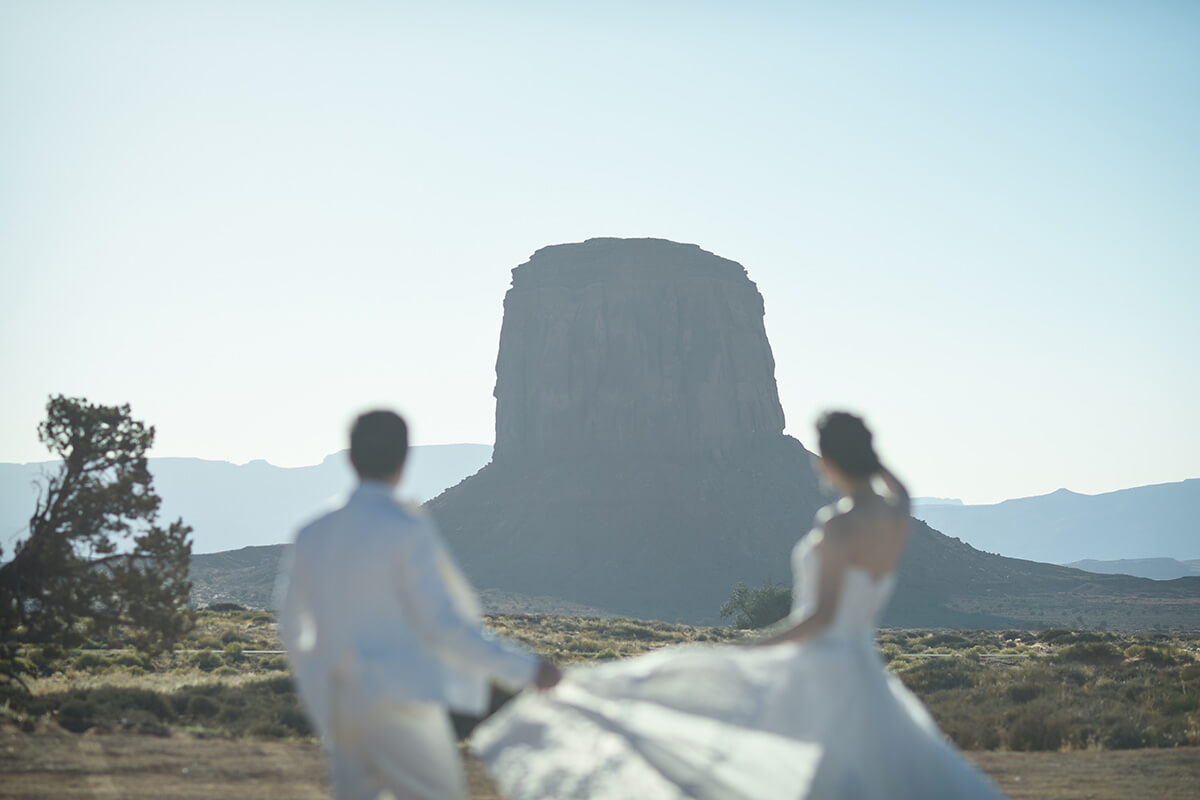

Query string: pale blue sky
[1,1,1197,504]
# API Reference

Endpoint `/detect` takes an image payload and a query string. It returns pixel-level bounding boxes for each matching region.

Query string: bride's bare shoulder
[814,497,854,527]
[807,503,847,550]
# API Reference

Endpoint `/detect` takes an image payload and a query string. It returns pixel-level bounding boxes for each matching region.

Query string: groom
[279,409,561,800]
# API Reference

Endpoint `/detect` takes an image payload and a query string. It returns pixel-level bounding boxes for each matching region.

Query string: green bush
[264,674,295,694]
[279,707,311,735]
[1058,642,1124,664]
[113,651,152,670]
[191,651,222,672]
[1038,628,1076,644]
[118,709,169,737]
[1123,645,1177,666]
[39,643,67,661]
[1005,682,1043,704]
[897,658,981,693]
[1103,718,1145,749]
[922,633,970,648]
[51,687,175,734]
[1058,667,1089,686]
[57,699,95,733]
[103,687,172,718]
[1006,706,1067,751]
[186,695,220,718]
[207,603,247,613]
[1161,695,1199,715]
[932,703,1003,750]
[27,646,66,675]
[73,652,111,671]
[719,581,792,629]
[248,720,289,738]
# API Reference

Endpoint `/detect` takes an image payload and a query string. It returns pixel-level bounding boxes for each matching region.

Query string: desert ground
[3,612,1198,798]
[2,723,1199,800]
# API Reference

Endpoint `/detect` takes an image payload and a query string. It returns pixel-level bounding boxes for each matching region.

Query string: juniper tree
[0,396,193,686]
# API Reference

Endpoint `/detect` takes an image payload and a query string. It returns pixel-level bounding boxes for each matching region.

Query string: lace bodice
[790,532,897,636]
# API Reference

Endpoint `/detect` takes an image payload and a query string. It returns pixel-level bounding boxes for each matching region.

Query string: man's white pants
[328,693,468,800]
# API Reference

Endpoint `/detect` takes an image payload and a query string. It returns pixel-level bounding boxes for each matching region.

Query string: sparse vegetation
[1,609,1197,752]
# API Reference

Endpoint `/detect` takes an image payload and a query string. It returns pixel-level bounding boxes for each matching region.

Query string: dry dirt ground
[2,724,1198,799]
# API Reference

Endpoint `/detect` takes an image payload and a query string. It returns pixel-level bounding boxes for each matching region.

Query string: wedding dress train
[472,534,1007,799]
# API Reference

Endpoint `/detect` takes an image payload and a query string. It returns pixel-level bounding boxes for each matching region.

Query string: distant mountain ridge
[0,444,492,555]
[913,479,1200,564]
[5,452,1192,566]
[1065,558,1200,581]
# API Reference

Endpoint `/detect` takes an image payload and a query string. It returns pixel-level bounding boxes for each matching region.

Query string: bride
[471,411,1007,799]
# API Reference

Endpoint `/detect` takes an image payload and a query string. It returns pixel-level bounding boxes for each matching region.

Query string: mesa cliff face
[492,239,786,463]
[429,238,825,622]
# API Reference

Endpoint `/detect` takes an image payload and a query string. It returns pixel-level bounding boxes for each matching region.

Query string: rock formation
[492,239,786,463]
[427,237,1200,627]
[429,238,826,622]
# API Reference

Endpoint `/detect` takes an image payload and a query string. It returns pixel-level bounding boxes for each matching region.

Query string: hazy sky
[2,1,1197,504]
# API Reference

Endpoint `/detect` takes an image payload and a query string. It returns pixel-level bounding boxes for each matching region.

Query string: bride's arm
[877,463,910,512]
[753,531,848,646]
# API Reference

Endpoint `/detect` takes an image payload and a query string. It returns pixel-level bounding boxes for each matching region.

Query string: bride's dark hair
[817,411,880,478]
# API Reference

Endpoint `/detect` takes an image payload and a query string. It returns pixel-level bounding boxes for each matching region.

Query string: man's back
[280,482,535,737]
[280,409,555,800]
[289,483,438,669]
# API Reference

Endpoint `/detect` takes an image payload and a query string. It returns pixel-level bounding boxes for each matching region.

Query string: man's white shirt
[278,481,538,737]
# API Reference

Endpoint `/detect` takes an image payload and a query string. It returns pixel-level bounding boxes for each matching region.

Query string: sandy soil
[2,724,1198,799]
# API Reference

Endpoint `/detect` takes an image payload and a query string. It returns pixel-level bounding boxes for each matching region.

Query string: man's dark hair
[349,410,409,479]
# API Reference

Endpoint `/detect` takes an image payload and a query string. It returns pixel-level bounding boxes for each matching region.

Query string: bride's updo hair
[817,411,880,478]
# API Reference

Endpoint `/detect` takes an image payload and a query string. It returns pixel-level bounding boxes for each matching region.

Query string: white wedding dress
[471,533,1007,799]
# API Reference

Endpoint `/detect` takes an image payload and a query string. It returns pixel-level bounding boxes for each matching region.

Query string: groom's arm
[393,521,542,691]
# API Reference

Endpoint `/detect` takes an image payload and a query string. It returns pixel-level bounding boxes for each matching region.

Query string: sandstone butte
[427,238,1200,628]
